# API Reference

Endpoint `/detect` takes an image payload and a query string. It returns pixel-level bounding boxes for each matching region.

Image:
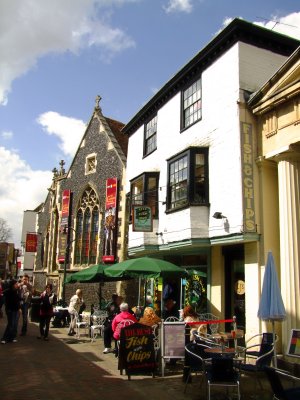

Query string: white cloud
[254,12,300,40]
[1,131,13,140]
[0,0,137,105]
[37,112,86,158]
[216,13,300,40]
[0,147,52,246]
[163,0,193,14]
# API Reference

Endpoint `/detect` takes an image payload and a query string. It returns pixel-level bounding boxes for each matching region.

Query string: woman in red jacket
[112,302,137,341]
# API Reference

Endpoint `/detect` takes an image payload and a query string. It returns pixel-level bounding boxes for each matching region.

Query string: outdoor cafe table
[204,347,236,357]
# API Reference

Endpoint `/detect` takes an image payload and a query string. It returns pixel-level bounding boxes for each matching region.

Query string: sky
[0,0,300,247]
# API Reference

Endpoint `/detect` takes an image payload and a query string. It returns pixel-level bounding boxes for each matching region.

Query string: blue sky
[0,0,299,246]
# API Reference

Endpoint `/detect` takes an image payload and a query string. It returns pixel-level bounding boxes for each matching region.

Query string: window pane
[194,152,206,203]
[168,149,208,209]
[144,115,157,155]
[169,154,188,209]
[130,173,159,219]
[75,211,83,264]
[89,208,99,264]
[183,78,202,128]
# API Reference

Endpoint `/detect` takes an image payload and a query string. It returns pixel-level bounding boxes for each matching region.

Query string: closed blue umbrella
[257,251,286,367]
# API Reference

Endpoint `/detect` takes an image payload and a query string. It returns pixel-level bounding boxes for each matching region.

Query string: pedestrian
[182,304,206,341]
[111,302,137,341]
[139,306,161,327]
[1,279,21,344]
[37,283,57,341]
[19,274,33,336]
[67,289,84,336]
[102,293,120,354]
[162,298,179,319]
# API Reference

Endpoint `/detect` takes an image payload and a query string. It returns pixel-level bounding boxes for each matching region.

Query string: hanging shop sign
[132,205,153,232]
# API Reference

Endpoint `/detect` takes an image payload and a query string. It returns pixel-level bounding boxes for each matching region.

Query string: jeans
[21,303,30,334]
[1,310,19,342]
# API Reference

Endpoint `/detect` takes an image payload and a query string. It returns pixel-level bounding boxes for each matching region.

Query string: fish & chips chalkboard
[118,323,156,378]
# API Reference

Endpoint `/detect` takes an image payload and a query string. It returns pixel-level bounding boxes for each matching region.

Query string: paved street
[0,316,274,400]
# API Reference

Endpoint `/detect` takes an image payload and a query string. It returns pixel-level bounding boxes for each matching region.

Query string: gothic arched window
[74,187,100,265]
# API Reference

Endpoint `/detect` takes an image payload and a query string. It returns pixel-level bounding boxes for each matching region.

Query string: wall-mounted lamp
[155,232,163,236]
[212,212,227,219]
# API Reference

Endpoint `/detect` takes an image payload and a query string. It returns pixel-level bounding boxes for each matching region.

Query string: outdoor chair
[75,311,91,339]
[193,331,225,349]
[198,313,219,335]
[151,324,160,361]
[244,332,276,361]
[164,316,179,322]
[183,341,212,393]
[240,341,275,390]
[264,366,300,400]
[204,357,241,400]
[90,311,107,342]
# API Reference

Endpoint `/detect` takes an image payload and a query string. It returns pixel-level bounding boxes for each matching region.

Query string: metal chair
[151,323,160,360]
[183,341,212,393]
[75,311,90,339]
[264,366,300,400]
[240,341,275,390]
[198,313,219,334]
[204,357,241,400]
[165,316,179,322]
[90,311,107,342]
[244,332,276,361]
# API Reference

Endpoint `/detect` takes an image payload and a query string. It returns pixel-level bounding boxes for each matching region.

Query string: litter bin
[30,296,40,322]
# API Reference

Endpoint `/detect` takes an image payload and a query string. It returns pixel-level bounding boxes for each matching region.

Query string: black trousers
[39,315,52,338]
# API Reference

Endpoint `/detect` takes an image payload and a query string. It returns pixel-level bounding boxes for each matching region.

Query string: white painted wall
[20,210,38,276]
[126,41,290,250]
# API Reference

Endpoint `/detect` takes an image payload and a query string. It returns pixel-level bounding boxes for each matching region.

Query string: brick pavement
[0,316,273,400]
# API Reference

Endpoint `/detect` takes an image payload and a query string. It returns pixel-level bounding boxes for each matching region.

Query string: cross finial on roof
[95,95,101,110]
[59,160,65,175]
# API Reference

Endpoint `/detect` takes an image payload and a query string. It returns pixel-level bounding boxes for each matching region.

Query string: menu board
[287,329,300,358]
[163,322,186,358]
[118,323,156,376]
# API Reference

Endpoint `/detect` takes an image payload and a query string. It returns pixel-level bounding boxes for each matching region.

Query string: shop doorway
[223,245,245,333]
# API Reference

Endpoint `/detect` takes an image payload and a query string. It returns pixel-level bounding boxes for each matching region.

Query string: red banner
[61,189,71,227]
[105,177,117,208]
[102,178,118,263]
[25,233,38,252]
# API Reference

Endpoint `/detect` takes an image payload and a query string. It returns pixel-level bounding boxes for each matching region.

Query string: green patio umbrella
[65,263,124,283]
[105,257,187,279]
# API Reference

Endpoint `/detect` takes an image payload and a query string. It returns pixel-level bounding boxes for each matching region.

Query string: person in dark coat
[37,283,57,341]
[1,279,21,344]
[103,293,120,354]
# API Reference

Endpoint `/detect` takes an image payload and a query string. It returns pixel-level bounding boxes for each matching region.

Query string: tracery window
[74,187,99,265]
